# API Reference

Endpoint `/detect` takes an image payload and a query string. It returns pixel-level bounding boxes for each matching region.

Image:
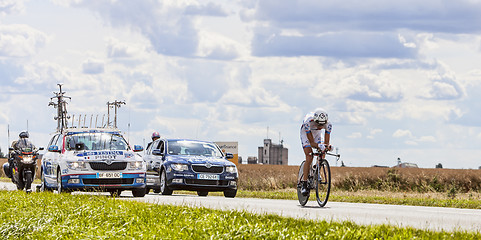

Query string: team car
[143,138,238,198]
[40,129,147,197]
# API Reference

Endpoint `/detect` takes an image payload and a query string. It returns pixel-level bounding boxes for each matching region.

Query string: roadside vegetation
[1,191,479,239]
[236,164,481,209]
[238,164,481,193]
[2,158,481,208]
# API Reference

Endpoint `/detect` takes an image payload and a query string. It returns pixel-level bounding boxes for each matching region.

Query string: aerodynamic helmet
[313,108,328,125]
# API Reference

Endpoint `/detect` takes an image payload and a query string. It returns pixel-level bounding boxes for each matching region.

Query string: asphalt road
[2,181,480,232]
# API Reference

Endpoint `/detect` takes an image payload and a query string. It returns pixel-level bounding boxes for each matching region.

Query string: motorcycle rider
[7,131,35,177]
[146,131,161,150]
[299,108,332,196]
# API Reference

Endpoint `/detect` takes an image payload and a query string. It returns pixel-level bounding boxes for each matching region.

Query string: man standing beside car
[146,131,161,150]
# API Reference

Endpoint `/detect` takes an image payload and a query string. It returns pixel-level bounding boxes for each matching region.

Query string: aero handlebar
[311,150,341,160]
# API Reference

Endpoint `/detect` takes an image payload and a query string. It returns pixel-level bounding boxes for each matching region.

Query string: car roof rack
[49,84,125,133]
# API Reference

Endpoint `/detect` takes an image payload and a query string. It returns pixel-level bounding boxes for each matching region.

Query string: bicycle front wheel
[315,159,331,207]
[297,161,309,206]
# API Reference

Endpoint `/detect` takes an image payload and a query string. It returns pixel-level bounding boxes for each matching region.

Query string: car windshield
[167,140,223,157]
[65,132,129,151]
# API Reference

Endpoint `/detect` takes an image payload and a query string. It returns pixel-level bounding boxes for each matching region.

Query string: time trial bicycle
[297,149,340,207]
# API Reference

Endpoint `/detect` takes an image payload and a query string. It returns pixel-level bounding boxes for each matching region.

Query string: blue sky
[1,0,481,168]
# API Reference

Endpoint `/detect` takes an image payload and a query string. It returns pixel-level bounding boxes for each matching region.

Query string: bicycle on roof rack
[297,149,340,207]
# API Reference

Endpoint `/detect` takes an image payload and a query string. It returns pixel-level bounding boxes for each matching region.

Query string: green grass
[215,190,481,209]
[0,191,479,239]
[4,176,481,210]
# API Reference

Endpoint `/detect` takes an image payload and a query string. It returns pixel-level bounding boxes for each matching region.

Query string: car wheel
[160,170,173,195]
[109,190,122,197]
[145,188,151,194]
[132,188,146,197]
[224,189,237,198]
[197,191,208,197]
[40,168,47,192]
[57,169,70,194]
[40,167,53,192]
[153,188,161,194]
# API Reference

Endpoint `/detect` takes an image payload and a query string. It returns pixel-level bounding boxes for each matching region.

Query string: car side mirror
[48,145,60,152]
[133,145,143,152]
[75,143,86,151]
[39,147,44,151]
[225,153,234,159]
[152,149,163,156]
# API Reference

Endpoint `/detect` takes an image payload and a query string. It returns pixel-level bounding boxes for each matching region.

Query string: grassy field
[1,191,479,239]
[2,157,480,195]
[237,164,481,194]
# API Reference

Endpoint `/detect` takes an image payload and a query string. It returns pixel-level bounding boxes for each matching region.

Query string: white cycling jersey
[300,112,332,148]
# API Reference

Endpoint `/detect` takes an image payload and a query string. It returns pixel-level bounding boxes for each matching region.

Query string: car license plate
[197,174,219,180]
[97,172,122,178]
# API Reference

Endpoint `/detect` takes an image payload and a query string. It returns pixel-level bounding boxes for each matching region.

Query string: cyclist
[146,131,161,150]
[299,108,332,196]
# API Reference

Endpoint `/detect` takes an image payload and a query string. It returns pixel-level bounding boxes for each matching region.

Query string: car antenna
[107,100,126,129]
[48,84,71,133]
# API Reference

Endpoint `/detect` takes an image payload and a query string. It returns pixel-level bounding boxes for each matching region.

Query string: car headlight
[67,161,88,170]
[21,155,34,164]
[225,166,237,174]
[129,161,144,170]
[171,163,188,171]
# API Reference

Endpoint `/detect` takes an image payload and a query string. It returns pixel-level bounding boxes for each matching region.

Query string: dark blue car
[143,139,238,197]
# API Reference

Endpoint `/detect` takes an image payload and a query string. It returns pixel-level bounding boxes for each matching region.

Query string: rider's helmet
[313,108,328,125]
[151,131,160,140]
[19,131,29,138]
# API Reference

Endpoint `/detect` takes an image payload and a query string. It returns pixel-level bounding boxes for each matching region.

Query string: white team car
[40,128,147,197]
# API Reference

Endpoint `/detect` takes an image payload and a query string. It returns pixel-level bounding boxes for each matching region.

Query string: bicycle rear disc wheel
[297,161,309,206]
[315,159,331,207]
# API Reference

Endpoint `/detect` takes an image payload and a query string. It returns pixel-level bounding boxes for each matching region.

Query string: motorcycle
[3,146,43,193]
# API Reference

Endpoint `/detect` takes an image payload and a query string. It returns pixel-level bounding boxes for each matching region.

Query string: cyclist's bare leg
[302,147,313,181]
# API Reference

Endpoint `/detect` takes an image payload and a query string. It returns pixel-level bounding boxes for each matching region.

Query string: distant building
[247,156,258,164]
[258,139,288,165]
[394,157,418,168]
[372,165,389,168]
[395,162,419,168]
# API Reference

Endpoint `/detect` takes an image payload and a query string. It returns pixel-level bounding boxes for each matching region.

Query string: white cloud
[392,129,436,146]
[430,81,459,98]
[0,24,48,57]
[393,129,413,138]
[347,71,404,102]
[0,0,24,16]
[106,38,138,58]
[405,140,418,146]
[15,61,71,87]
[197,30,241,60]
[418,136,436,142]
[56,0,240,59]
[184,2,228,16]
[244,0,481,58]
[82,59,104,74]
[347,132,362,139]
[251,30,418,58]
[251,0,481,34]
[367,128,382,139]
